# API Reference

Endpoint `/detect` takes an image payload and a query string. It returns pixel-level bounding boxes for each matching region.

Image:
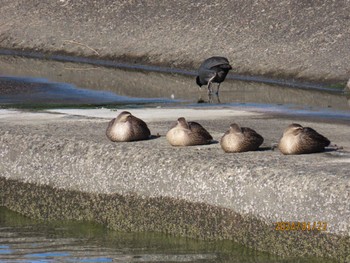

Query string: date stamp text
[275,221,327,231]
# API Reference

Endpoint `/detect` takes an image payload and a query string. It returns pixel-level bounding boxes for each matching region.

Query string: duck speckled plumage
[166,117,213,146]
[278,123,330,155]
[106,111,151,142]
[220,123,264,153]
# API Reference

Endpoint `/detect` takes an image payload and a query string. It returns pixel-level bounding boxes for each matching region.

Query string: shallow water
[0,53,349,121]
[0,76,177,108]
[0,208,333,263]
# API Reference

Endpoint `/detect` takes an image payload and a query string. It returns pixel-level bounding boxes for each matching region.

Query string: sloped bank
[1,0,350,83]
[0,109,349,261]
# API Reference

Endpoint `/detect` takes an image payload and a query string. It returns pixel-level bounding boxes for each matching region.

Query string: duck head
[116,111,132,122]
[283,123,303,136]
[177,117,190,129]
[229,123,241,133]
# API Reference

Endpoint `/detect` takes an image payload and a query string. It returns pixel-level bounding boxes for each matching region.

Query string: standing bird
[166,117,213,146]
[278,123,330,155]
[196,56,232,95]
[220,123,264,153]
[106,111,151,142]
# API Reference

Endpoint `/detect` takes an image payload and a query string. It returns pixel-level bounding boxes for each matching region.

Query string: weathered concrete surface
[1,0,350,83]
[0,108,349,261]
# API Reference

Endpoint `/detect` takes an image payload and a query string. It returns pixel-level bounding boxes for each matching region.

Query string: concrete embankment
[1,0,350,260]
[0,108,349,261]
[1,0,350,83]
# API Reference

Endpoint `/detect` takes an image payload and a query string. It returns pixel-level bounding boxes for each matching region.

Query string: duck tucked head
[166,117,212,146]
[278,123,330,155]
[177,117,190,129]
[116,111,132,122]
[229,123,242,133]
[283,123,303,136]
[106,111,150,142]
[221,122,263,153]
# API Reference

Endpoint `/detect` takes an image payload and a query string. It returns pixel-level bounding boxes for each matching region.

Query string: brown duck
[278,123,330,155]
[220,123,264,153]
[166,117,213,146]
[106,111,151,142]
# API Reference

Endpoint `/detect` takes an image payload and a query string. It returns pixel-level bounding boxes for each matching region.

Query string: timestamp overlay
[275,221,327,231]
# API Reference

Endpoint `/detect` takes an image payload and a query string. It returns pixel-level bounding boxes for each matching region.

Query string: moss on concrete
[1,177,349,261]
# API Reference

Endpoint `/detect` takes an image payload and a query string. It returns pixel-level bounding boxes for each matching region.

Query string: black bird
[196,56,232,95]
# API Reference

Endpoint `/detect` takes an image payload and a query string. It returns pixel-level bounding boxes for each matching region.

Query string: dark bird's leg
[208,93,213,103]
[207,82,213,94]
[216,93,221,104]
[215,83,221,95]
[206,75,216,94]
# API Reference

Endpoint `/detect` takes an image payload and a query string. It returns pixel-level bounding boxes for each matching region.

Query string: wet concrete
[0,108,349,261]
[1,0,350,83]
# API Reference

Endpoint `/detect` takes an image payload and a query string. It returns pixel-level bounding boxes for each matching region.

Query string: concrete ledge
[0,109,350,261]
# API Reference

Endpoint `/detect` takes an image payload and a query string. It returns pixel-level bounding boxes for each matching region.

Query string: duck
[278,123,330,155]
[220,123,264,153]
[166,117,213,146]
[196,56,232,95]
[106,111,151,142]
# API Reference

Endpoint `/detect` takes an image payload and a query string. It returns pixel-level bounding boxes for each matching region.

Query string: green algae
[0,178,346,262]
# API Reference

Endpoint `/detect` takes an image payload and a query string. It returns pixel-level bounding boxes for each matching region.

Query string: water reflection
[1,207,217,263]
[0,76,179,108]
[0,208,332,263]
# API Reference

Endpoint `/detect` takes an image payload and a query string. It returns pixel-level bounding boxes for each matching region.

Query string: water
[0,52,349,122]
[0,49,344,92]
[0,76,178,108]
[0,207,332,263]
